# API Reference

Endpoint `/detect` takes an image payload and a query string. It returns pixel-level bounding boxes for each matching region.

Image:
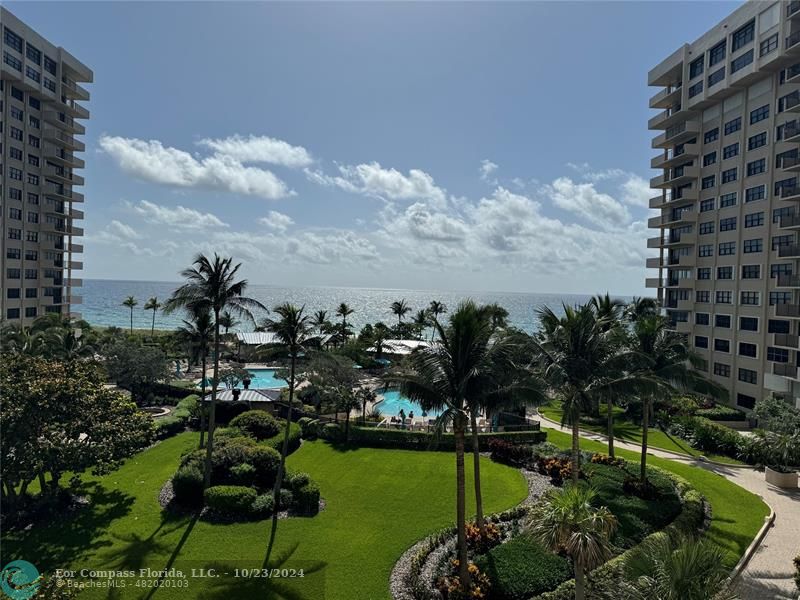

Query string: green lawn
[4,433,527,600]
[539,403,745,465]
[541,427,769,566]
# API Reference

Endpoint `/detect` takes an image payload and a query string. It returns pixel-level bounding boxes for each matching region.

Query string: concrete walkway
[536,414,800,600]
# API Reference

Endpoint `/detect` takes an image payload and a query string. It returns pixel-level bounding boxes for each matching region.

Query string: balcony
[787,30,800,54]
[648,104,691,131]
[43,165,85,186]
[785,94,800,114]
[649,85,682,109]
[62,100,89,120]
[647,211,694,228]
[42,110,85,135]
[772,363,799,379]
[69,261,83,271]
[645,257,664,269]
[650,165,699,189]
[645,277,662,288]
[776,303,800,318]
[780,213,800,229]
[69,226,84,237]
[780,184,800,201]
[648,186,699,209]
[778,274,800,288]
[785,122,800,142]
[44,144,85,169]
[43,128,85,152]
[68,278,83,287]
[69,243,84,254]
[773,333,800,349]
[61,76,90,101]
[778,244,800,258]
[780,156,800,173]
[651,120,700,149]
[70,208,85,220]
[650,143,700,169]
[789,0,800,19]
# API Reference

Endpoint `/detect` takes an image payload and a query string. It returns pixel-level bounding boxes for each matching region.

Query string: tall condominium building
[647,1,800,411]
[0,7,90,325]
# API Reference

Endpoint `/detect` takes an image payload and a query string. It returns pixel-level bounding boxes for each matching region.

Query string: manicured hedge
[204,485,257,517]
[341,426,546,450]
[230,410,280,440]
[669,416,742,458]
[262,422,302,455]
[695,405,746,422]
[172,465,204,506]
[476,534,572,600]
[294,481,320,515]
[153,395,199,440]
[150,381,200,399]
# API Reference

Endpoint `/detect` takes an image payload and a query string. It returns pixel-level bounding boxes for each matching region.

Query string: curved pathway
[536,413,800,600]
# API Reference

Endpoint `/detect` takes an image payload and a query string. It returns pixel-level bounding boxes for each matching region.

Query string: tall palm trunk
[203,315,221,489]
[571,403,581,483]
[470,411,486,538]
[640,397,650,483]
[272,350,296,529]
[199,350,207,449]
[606,396,615,458]
[129,308,134,334]
[151,310,156,337]
[454,414,471,590]
[574,564,585,600]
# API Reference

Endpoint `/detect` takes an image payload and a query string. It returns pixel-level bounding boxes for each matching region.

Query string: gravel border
[389,468,552,600]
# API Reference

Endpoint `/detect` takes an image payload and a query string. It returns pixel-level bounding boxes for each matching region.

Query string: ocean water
[76,279,631,334]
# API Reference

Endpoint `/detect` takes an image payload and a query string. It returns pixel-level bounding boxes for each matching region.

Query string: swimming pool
[375,390,443,418]
[240,368,287,390]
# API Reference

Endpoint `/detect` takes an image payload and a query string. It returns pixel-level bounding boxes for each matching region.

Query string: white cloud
[306,161,448,208]
[546,177,631,230]
[479,159,498,183]
[130,200,229,230]
[620,175,652,207]
[197,135,313,168]
[259,210,295,232]
[107,219,141,240]
[99,136,293,199]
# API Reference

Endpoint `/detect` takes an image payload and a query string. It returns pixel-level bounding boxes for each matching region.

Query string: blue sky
[9,1,741,295]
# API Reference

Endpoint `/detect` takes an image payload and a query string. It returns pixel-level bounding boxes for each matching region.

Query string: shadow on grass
[142,512,200,600]
[100,514,193,573]
[2,482,135,571]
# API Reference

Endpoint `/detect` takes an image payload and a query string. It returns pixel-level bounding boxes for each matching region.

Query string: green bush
[230,463,256,487]
[320,422,343,441]
[695,405,746,422]
[344,426,546,450]
[669,416,743,460]
[154,416,186,440]
[294,481,320,515]
[204,485,257,516]
[247,445,281,488]
[290,472,311,491]
[172,465,204,506]
[278,488,294,510]
[230,410,280,440]
[251,494,275,518]
[297,416,316,438]
[476,534,572,600]
[262,422,302,455]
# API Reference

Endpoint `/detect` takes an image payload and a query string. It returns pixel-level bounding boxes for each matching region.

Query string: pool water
[375,390,443,418]
[240,368,287,390]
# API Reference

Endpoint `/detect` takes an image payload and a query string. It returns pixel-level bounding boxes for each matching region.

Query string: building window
[3,27,23,52]
[8,208,21,220]
[714,362,731,377]
[736,394,756,410]
[27,174,39,186]
[740,317,758,331]
[26,42,41,65]
[10,86,23,101]
[741,291,760,305]
[722,143,739,159]
[697,291,710,303]
[43,55,56,75]
[700,198,715,212]
[25,66,40,83]
[708,67,725,87]
[769,319,790,334]
[10,106,23,121]
[714,339,730,352]
[6,308,20,320]
[702,175,716,189]
[750,105,769,124]
[9,147,22,161]
[703,152,717,166]
[744,212,764,227]
[696,312,710,325]
[43,78,56,93]
[715,290,732,304]
[8,188,22,201]
[689,81,703,98]
[3,51,22,71]
[8,167,22,181]
[8,228,22,240]
[29,116,39,129]
[715,314,731,328]
[720,192,737,207]
[745,185,765,202]
[24,250,37,261]
[718,242,736,255]
[7,268,21,279]
[709,40,726,66]
[771,264,792,278]
[748,131,767,150]
[698,267,712,280]
[732,20,755,52]
[690,56,705,78]
[721,168,737,183]
[743,238,762,253]
[738,369,758,385]
[773,206,794,223]
[699,244,714,257]
[770,291,792,306]
[746,158,766,176]
[695,336,709,349]
[760,33,779,56]
[25,288,37,298]
[699,222,714,235]
[724,117,741,135]
[27,154,39,167]
[6,287,20,298]
[720,217,737,231]
[26,212,38,224]
[767,347,789,362]
[717,266,733,279]
[28,193,39,205]
[704,128,719,143]
[730,49,754,74]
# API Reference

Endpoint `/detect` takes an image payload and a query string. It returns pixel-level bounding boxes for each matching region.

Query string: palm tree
[590,293,624,331]
[313,310,328,334]
[624,296,659,323]
[428,300,447,340]
[483,302,509,331]
[218,310,240,335]
[144,296,161,337]
[619,534,738,600]
[390,299,411,330]
[261,304,312,537]
[163,253,267,489]
[528,485,618,600]
[627,315,726,483]
[392,301,495,589]
[372,322,390,359]
[411,309,429,340]
[177,307,214,449]
[122,296,137,334]
[335,303,354,342]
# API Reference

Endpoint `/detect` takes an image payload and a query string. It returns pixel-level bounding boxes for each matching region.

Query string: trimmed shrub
[488,438,534,466]
[230,463,256,487]
[154,416,185,440]
[669,416,743,459]
[476,534,572,600]
[320,422,343,441]
[289,472,311,491]
[247,445,281,488]
[344,426,546,450]
[230,410,280,440]
[204,485,257,516]
[294,481,320,515]
[695,404,746,422]
[297,416,316,439]
[172,465,204,506]
[251,494,275,518]
[278,488,294,510]
[263,423,302,455]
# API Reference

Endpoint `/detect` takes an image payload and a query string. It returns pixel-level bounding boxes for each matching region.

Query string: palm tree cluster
[0,314,97,361]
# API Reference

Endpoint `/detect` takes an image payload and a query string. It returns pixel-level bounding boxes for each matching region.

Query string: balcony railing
[774,333,800,348]
[780,184,800,200]
[778,274,800,287]
[778,244,800,258]
[776,303,800,318]
[787,30,800,50]
[789,0,800,18]
[780,213,800,228]
[772,363,799,378]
